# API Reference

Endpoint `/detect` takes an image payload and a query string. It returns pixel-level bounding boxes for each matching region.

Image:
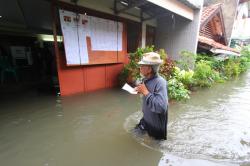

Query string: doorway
[127,21,142,53]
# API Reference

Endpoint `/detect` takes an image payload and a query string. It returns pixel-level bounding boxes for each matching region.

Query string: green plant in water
[179,69,195,89]
[119,46,250,102]
[210,58,225,72]
[159,58,175,80]
[168,78,190,101]
[240,45,250,70]
[193,60,215,87]
[196,53,214,63]
[241,45,250,61]
[177,51,197,71]
[239,56,249,72]
[170,67,194,89]
[224,58,241,79]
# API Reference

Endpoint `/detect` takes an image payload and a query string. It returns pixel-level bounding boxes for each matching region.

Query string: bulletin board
[59,9,124,66]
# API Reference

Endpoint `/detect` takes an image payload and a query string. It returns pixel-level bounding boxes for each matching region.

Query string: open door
[146,25,156,46]
[127,21,141,53]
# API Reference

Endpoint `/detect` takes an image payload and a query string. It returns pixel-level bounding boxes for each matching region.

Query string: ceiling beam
[114,0,118,14]
[142,12,170,21]
[16,0,28,28]
[115,0,148,14]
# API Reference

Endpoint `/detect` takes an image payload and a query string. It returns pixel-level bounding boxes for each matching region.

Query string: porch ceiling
[0,0,52,35]
[114,0,174,21]
[0,0,195,35]
[114,0,194,21]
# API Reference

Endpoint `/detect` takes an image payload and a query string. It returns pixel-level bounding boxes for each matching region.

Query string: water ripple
[124,71,250,165]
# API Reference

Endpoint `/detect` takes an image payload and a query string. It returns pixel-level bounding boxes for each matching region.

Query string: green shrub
[119,46,154,84]
[211,70,224,83]
[239,56,249,72]
[177,51,197,70]
[119,65,130,86]
[224,58,241,78]
[179,69,195,89]
[158,48,167,60]
[241,45,250,61]
[171,67,194,89]
[168,78,190,101]
[196,53,214,63]
[119,46,250,102]
[119,46,167,85]
[159,58,175,80]
[193,60,215,87]
[240,45,250,71]
[210,59,225,72]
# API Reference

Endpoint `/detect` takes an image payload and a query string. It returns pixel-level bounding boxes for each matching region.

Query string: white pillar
[141,22,146,48]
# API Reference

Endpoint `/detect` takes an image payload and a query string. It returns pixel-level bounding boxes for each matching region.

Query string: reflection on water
[0,71,250,166]
[0,89,162,166]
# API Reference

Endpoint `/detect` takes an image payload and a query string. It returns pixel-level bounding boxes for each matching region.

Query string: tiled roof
[198,36,240,53]
[201,3,221,26]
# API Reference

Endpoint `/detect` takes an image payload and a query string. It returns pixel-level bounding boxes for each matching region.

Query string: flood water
[1,71,250,166]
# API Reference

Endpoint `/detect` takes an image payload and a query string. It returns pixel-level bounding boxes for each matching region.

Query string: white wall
[232,2,250,40]
[184,0,203,8]
[141,22,147,48]
[146,0,194,20]
[155,7,202,61]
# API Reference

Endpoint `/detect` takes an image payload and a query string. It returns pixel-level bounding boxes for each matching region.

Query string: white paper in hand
[122,83,137,94]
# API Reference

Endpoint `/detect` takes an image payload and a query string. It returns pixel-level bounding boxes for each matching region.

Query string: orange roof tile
[198,36,240,53]
[201,3,221,26]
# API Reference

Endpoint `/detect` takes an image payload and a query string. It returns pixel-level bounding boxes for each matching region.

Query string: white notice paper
[59,10,89,65]
[122,83,137,94]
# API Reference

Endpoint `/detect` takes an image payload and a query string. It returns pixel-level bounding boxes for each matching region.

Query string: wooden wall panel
[56,52,85,95]
[118,23,128,63]
[57,48,127,96]
[58,68,85,95]
[106,64,124,88]
[85,65,106,91]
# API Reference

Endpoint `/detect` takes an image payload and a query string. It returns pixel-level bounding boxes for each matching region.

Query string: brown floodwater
[1,71,250,166]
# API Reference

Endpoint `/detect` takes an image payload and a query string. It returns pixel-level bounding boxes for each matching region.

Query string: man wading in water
[134,52,168,140]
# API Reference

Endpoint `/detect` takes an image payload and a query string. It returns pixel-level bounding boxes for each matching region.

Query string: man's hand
[135,83,149,96]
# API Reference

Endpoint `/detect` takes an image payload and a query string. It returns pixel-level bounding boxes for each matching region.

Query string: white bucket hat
[138,52,163,65]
